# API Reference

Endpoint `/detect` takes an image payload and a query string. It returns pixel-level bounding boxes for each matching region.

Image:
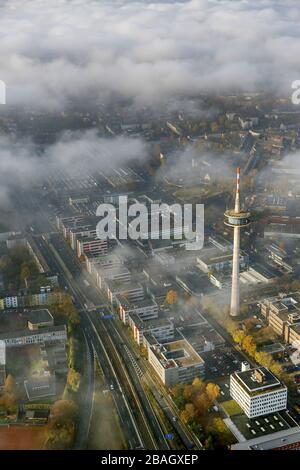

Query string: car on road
[110,384,114,390]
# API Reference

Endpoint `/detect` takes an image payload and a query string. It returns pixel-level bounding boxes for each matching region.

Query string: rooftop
[24,375,56,401]
[231,367,284,395]
[115,295,157,310]
[128,312,173,331]
[150,338,204,370]
[28,309,53,325]
[231,426,300,450]
[0,324,67,341]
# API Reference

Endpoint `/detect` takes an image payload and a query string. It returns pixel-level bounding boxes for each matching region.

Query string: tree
[171,384,185,410]
[206,383,220,402]
[0,375,17,413]
[67,369,81,393]
[192,377,204,391]
[194,393,210,416]
[206,417,233,447]
[45,425,75,450]
[183,384,194,402]
[232,329,245,345]
[180,403,195,424]
[242,335,257,356]
[60,296,80,326]
[4,374,16,395]
[49,399,78,427]
[164,290,178,306]
[20,262,31,283]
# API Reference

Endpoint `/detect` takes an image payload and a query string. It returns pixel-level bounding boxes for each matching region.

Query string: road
[36,233,146,449]
[73,333,95,449]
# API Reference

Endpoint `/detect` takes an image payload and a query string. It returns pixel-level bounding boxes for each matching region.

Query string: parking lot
[202,348,243,381]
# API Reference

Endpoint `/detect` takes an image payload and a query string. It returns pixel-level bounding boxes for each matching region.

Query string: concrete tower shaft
[224,168,251,317]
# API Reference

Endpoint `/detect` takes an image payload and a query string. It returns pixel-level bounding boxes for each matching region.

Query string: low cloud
[0,0,299,110]
[0,130,148,207]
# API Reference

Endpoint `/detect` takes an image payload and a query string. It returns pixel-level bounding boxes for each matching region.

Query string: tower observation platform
[224,209,251,227]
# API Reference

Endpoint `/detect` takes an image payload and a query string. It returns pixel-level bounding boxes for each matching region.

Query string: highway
[35,234,146,449]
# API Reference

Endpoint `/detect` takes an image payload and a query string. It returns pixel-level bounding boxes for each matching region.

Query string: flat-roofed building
[231,427,300,450]
[0,340,6,365]
[0,325,67,348]
[230,367,287,418]
[261,293,300,320]
[179,324,225,353]
[105,280,144,304]
[116,295,158,325]
[24,375,56,402]
[69,226,97,250]
[85,253,122,274]
[197,246,248,273]
[260,293,300,342]
[148,338,205,388]
[128,313,174,345]
[266,243,293,273]
[76,236,107,258]
[286,323,300,345]
[57,215,95,238]
[27,309,54,330]
[96,266,131,289]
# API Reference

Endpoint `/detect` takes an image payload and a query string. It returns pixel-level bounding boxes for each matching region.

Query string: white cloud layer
[0,130,147,206]
[0,0,299,109]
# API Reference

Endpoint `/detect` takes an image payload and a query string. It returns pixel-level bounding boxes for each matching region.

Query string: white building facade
[230,367,287,419]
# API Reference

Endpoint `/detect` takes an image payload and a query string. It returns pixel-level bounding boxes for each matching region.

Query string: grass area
[221,400,243,417]
[0,426,47,450]
[87,361,126,450]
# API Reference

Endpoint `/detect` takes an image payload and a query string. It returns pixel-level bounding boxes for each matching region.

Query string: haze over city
[0,0,300,459]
